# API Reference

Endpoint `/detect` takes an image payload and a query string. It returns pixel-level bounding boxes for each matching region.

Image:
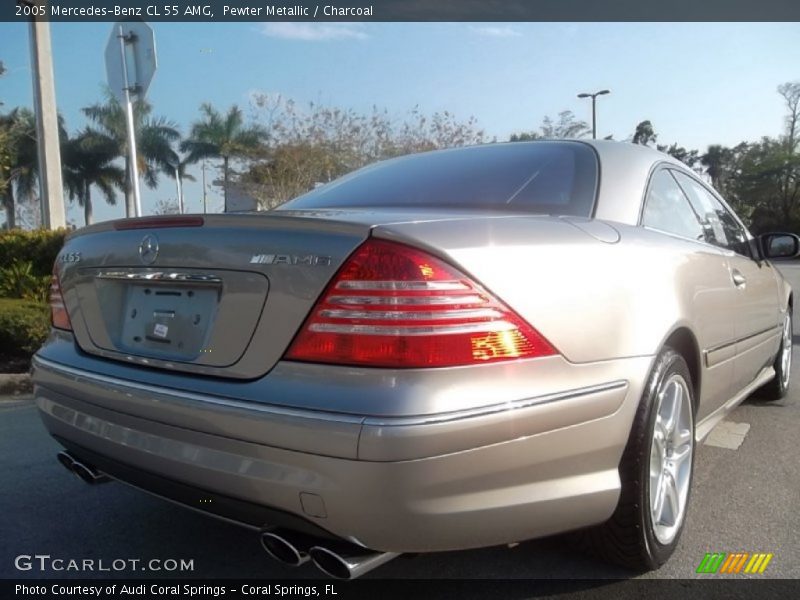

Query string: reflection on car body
[33,140,797,578]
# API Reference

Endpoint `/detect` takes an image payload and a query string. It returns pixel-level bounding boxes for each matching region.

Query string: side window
[642,169,705,241]
[671,170,751,257]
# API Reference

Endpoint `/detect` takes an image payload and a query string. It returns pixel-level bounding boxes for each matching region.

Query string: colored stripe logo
[696,552,773,574]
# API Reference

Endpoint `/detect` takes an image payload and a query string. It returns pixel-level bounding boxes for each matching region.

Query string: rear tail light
[50,265,72,331]
[285,239,557,368]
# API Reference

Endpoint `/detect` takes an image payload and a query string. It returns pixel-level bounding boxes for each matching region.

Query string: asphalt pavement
[2,265,799,581]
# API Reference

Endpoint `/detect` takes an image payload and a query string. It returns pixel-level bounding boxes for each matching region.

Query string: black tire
[757,310,792,401]
[573,347,696,571]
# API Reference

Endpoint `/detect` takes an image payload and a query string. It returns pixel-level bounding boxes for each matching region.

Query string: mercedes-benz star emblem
[138,234,159,265]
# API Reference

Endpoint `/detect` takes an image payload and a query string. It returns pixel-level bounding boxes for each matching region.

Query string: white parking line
[704,420,751,450]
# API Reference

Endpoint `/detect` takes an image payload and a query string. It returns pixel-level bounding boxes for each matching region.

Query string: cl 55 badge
[59,252,81,263]
[250,254,331,266]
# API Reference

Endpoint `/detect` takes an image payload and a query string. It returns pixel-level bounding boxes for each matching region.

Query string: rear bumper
[32,350,653,553]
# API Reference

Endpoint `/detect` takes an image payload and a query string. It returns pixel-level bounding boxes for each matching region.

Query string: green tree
[777,82,800,221]
[181,103,267,212]
[0,108,39,229]
[510,110,590,141]
[0,121,11,213]
[0,60,6,108]
[700,144,728,190]
[242,96,486,208]
[152,198,180,215]
[82,93,180,217]
[628,120,698,167]
[62,129,125,226]
[722,83,800,229]
[541,111,590,138]
[778,82,800,153]
[632,120,657,146]
[657,143,700,168]
[509,131,541,142]
[729,138,800,227]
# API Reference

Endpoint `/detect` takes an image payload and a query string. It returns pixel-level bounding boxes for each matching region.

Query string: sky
[1,21,799,227]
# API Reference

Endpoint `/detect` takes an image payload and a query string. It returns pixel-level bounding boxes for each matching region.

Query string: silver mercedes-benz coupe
[33,140,798,579]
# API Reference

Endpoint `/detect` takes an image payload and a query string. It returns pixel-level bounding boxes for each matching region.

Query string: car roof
[579,140,690,224]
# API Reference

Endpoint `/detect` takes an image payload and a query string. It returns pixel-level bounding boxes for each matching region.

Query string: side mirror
[759,232,800,259]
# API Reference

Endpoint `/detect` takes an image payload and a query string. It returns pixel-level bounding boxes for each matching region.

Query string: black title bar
[5,579,800,600]
[5,0,800,23]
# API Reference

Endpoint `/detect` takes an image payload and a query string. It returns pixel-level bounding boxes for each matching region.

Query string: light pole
[577,89,610,139]
[171,163,184,214]
[25,0,66,229]
[201,160,208,214]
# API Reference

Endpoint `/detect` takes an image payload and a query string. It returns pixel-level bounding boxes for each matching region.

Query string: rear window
[279,142,598,217]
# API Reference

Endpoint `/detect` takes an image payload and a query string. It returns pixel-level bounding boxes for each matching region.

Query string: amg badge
[250,254,331,266]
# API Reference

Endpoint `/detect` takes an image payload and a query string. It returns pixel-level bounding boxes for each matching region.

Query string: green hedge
[0,228,68,276]
[0,260,51,303]
[0,298,50,357]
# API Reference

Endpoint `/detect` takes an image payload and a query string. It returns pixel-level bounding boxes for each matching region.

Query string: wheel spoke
[652,472,667,524]
[653,417,667,452]
[665,383,682,436]
[663,472,680,525]
[669,441,692,471]
[782,315,792,385]
[675,426,692,445]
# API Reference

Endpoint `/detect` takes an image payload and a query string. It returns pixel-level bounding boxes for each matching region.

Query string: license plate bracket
[118,283,219,360]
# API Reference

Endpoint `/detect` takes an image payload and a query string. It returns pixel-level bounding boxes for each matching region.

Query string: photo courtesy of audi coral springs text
[33,141,799,579]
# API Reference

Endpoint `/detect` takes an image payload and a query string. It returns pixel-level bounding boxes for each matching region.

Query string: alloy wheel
[781,313,792,389]
[648,373,694,546]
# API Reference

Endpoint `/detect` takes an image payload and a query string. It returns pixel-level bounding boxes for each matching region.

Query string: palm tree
[0,117,13,225]
[700,144,732,191]
[181,103,267,211]
[1,108,39,229]
[62,129,125,226]
[82,93,180,217]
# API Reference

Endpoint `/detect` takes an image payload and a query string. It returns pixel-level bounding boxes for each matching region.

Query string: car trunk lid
[59,213,372,379]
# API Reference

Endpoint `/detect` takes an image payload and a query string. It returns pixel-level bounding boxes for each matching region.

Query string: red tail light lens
[50,266,72,331]
[285,239,557,368]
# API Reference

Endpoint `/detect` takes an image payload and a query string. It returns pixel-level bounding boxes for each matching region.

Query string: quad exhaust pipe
[55,451,396,578]
[259,531,311,567]
[308,545,400,580]
[259,530,399,579]
[56,451,110,484]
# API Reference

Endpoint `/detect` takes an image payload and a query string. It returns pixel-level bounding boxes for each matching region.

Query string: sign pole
[106,19,156,219]
[118,26,142,218]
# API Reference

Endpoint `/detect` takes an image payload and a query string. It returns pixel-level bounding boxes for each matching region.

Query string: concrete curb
[0,373,32,396]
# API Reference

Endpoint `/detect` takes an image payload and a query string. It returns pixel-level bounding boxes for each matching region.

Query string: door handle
[732,269,747,288]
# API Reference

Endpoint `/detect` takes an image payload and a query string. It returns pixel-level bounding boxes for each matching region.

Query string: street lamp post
[173,165,183,214]
[202,160,208,214]
[577,89,610,139]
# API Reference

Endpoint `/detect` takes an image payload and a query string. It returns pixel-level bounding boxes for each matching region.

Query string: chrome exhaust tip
[71,461,110,484]
[309,545,399,580]
[56,451,75,473]
[56,452,110,484]
[259,532,310,567]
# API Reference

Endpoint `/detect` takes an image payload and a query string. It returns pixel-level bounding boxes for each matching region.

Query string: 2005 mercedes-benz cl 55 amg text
[33,141,798,579]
